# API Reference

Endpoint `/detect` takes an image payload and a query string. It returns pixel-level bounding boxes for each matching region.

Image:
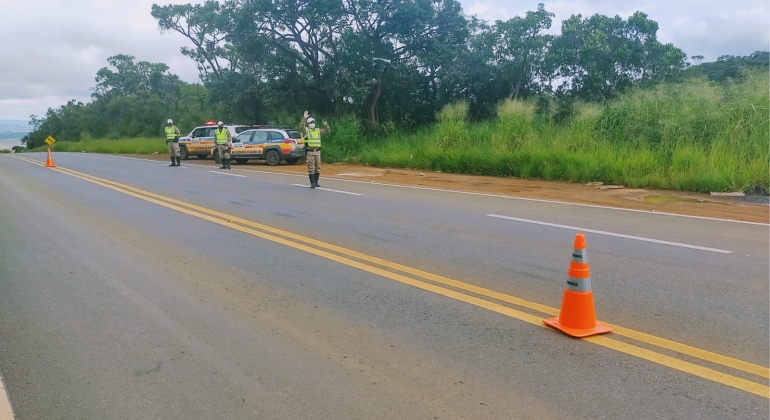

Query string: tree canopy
[22,1,767,149]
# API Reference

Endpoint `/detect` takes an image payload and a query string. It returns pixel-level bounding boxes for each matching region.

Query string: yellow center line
[44,160,770,381]
[14,156,770,398]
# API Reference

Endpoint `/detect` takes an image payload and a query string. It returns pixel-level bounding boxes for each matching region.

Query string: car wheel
[265,149,281,166]
[235,159,249,164]
[213,150,221,165]
[179,145,189,160]
[285,158,299,165]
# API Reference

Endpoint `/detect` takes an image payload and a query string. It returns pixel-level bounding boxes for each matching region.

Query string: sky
[1,0,767,123]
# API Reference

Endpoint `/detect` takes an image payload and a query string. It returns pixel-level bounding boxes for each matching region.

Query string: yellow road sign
[44,135,56,145]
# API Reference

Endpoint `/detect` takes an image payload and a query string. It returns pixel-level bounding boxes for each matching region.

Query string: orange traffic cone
[45,148,56,168]
[543,233,612,338]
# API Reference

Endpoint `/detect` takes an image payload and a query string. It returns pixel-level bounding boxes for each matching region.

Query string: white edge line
[0,371,15,420]
[92,154,769,226]
[291,184,363,196]
[209,171,246,178]
[487,214,732,254]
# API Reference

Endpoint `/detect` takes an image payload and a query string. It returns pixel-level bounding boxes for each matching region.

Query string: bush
[31,71,768,194]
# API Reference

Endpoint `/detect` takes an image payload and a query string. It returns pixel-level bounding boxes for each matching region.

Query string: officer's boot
[220,157,227,169]
[309,174,315,189]
[226,158,231,169]
[169,157,176,167]
[314,173,320,188]
[176,157,181,167]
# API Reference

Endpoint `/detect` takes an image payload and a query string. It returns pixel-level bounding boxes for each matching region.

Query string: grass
[30,137,167,154]
[25,71,770,194]
[323,70,769,194]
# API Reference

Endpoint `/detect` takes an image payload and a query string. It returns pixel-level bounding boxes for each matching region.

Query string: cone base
[543,317,612,338]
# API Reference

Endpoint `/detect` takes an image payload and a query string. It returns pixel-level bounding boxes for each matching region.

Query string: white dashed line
[92,154,768,226]
[292,184,363,196]
[487,214,732,254]
[209,171,247,177]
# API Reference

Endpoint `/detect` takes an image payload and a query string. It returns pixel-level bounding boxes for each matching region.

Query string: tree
[493,3,554,100]
[152,0,470,126]
[691,55,704,65]
[151,2,237,79]
[686,51,769,82]
[547,12,686,101]
[23,54,218,146]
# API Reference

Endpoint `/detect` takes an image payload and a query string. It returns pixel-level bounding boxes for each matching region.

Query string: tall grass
[326,70,769,194]
[27,71,769,194]
[31,137,167,154]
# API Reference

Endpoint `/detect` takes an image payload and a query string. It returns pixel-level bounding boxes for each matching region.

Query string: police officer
[165,119,181,167]
[214,121,232,169]
[300,111,329,188]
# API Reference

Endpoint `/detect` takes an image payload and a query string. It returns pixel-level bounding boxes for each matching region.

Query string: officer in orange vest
[300,111,330,188]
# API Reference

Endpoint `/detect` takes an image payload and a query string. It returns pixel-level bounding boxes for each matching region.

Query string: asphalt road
[0,152,767,419]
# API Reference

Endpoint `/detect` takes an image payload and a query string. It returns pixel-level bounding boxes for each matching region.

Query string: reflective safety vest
[165,126,177,140]
[306,128,321,148]
[215,128,229,145]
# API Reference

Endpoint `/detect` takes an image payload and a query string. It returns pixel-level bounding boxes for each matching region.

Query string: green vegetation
[32,138,167,154]
[321,71,768,194]
[33,70,767,194]
[17,1,770,194]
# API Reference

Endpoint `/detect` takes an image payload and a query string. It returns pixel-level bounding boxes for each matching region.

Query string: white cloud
[2,0,768,120]
[0,0,203,120]
[458,0,769,58]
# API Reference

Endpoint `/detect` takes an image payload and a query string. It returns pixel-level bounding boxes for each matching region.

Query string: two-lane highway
[1,152,767,419]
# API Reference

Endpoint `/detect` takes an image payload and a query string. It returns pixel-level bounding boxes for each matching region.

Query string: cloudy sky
[1,0,767,122]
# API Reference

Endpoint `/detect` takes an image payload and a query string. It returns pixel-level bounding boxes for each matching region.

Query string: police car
[177,121,251,160]
[213,127,306,166]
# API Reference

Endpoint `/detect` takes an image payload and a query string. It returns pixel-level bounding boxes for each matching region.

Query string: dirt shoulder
[130,153,768,224]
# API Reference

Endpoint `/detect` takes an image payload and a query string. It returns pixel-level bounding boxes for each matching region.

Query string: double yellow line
[15,155,770,398]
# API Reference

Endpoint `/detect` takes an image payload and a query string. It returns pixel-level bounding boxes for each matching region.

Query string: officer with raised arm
[300,111,330,188]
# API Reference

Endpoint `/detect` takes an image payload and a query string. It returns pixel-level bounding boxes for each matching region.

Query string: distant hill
[0,119,31,133]
[0,132,25,140]
[0,119,30,141]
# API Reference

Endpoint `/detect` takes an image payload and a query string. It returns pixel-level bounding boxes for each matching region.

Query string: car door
[201,127,219,152]
[234,131,254,144]
[248,131,268,157]
[267,131,291,154]
[188,127,209,152]
[191,127,207,140]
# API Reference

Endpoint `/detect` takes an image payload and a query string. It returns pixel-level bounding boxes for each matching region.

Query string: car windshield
[286,130,301,139]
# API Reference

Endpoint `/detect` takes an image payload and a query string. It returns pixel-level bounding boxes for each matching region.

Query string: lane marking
[42,169,770,397]
[14,156,770,378]
[209,171,246,178]
[488,214,732,254]
[0,372,15,420]
[291,184,363,196]
[89,153,769,226]
[13,156,770,396]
